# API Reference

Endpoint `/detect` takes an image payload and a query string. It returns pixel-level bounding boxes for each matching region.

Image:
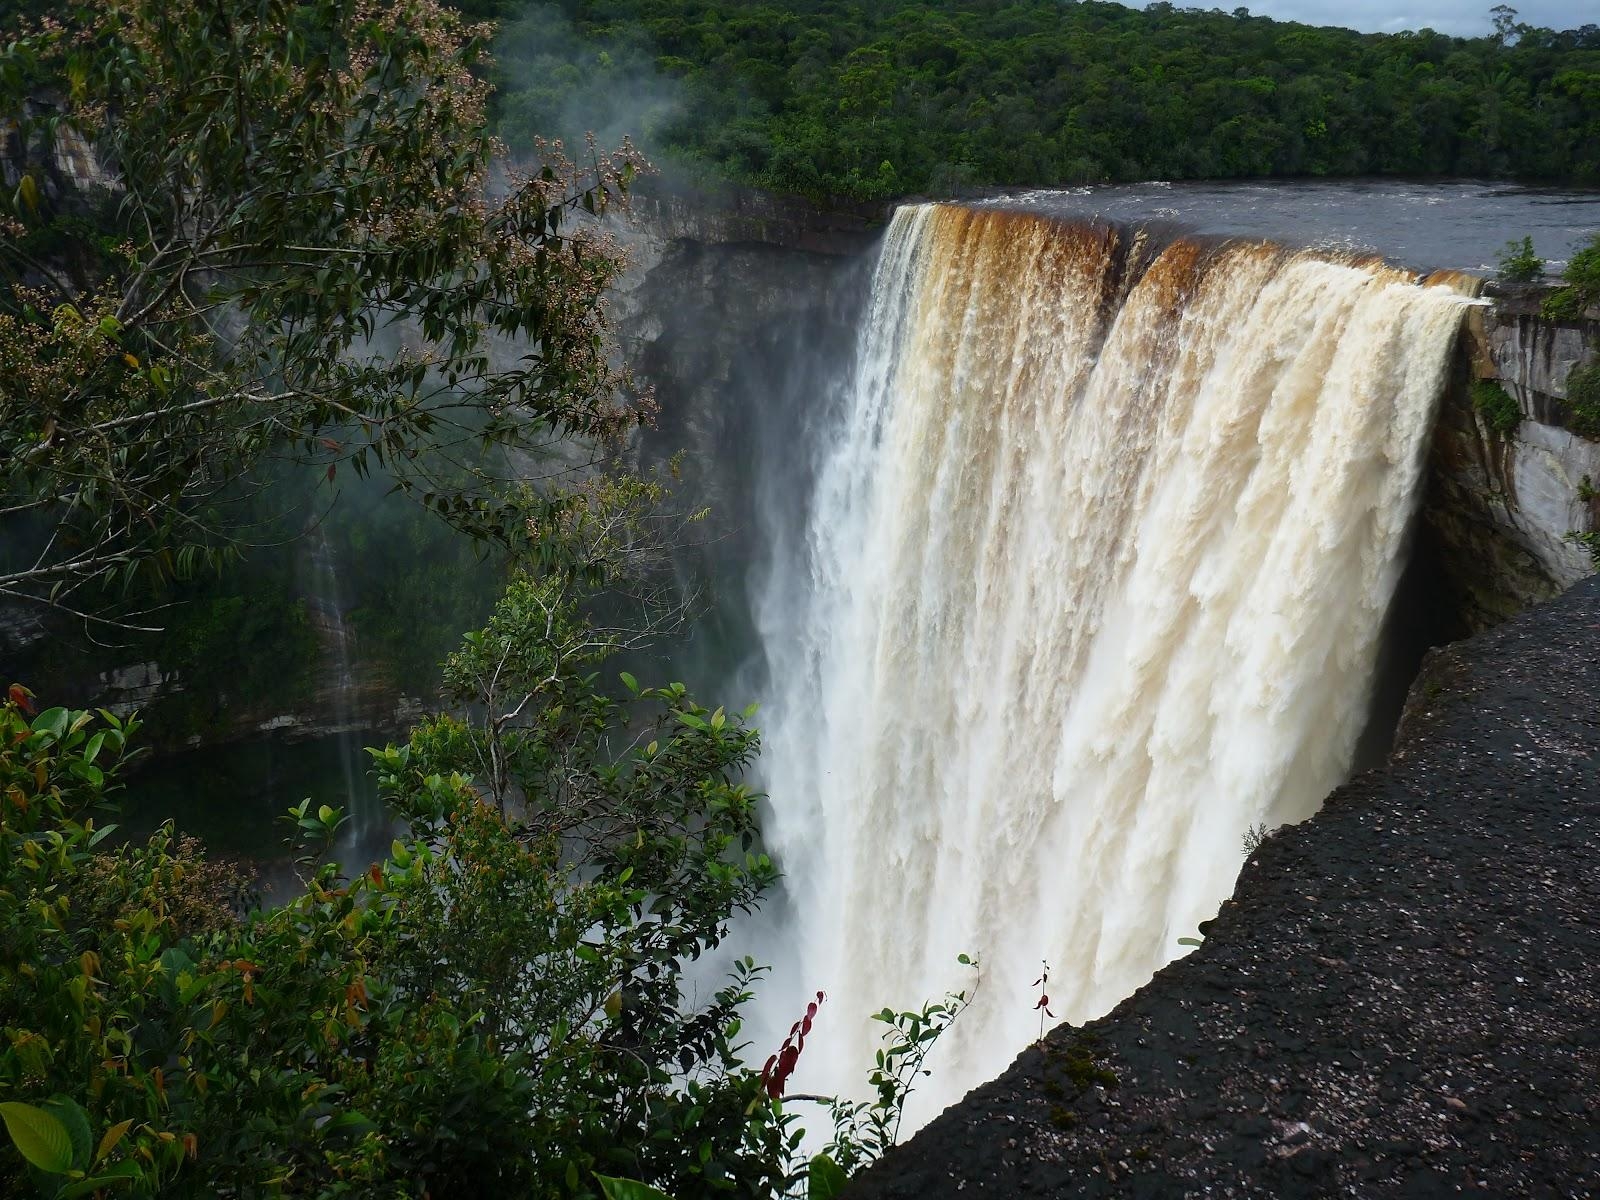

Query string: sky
[1151,1,1597,36]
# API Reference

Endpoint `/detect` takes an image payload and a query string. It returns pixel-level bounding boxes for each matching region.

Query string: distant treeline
[465,0,1600,199]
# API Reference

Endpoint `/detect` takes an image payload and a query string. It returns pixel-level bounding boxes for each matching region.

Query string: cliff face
[602,185,878,689]
[1423,295,1600,630]
[844,573,1600,1199]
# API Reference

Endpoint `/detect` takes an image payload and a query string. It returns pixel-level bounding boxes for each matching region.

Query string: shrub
[1472,379,1522,436]
[1566,362,1600,439]
[1496,236,1542,283]
[1542,232,1600,320]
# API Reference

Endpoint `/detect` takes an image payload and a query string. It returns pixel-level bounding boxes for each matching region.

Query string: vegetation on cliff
[1541,230,1600,320]
[472,0,1600,200]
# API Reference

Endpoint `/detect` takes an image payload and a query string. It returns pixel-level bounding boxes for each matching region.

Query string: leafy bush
[0,620,794,1197]
[1496,236,1542,283]
[0,689,541,1197]
[1566,362,1600,438]
[1542,232,1600,320]
[1472,379,1522,437]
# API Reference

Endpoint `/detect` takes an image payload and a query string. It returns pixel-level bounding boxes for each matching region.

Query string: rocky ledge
[847,576,1600,1199]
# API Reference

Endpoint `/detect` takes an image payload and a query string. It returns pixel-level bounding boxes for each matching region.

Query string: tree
[0,0,646,628]
[1491,4,1521,46]
[1496,234,1543,282]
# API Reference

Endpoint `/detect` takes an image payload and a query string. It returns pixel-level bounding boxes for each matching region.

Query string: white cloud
[1136,0,1596,36]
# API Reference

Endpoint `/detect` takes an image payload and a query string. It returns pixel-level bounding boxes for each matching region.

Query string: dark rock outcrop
[1424,297,1599,630]
[846,575,1600,1199]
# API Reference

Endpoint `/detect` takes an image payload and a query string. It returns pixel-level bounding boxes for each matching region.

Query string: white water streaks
[754,203,1476,1127]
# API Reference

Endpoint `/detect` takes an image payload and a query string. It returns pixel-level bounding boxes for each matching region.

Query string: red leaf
[1035,995,1051,1010]
[325,464,337,483]
[7,684,35,714]
[762,991,828,1100]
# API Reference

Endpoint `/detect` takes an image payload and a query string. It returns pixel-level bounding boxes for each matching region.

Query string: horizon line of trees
[475,0,1600,201]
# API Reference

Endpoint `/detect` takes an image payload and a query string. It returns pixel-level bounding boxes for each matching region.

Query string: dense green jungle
[475,0,1600,197]
[0,0,1597,1197]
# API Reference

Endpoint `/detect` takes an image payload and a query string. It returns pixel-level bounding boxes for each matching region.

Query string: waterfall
[754,203,1475,1124]
[302,526,384,852]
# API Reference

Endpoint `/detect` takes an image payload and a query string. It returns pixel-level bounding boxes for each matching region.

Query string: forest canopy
[476,0,1600,200]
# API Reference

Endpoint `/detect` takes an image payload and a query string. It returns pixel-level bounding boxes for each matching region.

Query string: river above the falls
[985,178,1600,273]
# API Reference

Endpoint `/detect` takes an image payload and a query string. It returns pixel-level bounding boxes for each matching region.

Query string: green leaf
[320,1111,377,1139]
[45,1097,91,1171]
[95,1118,133,1164]
[808,1154,850,1200]
[55,1160,142,1197]
[595,1176,675,1200]
[15,172,39,216]
[1177,936,1203,948]
[0,1102,74,1174]
[31,707,69,739]
[67,759,104,788]
[619,671,638,693]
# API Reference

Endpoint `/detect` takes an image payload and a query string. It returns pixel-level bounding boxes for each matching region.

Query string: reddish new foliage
[1033,963,1055,1020]
[761,991,826,1099]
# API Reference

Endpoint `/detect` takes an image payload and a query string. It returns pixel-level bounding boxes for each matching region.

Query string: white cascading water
[754,202,1476,1125]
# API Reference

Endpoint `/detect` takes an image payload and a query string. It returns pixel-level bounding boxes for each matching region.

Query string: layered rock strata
[1424,294,1599,629]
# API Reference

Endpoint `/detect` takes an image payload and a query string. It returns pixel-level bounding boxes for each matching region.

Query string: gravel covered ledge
[846,576,1600,1199]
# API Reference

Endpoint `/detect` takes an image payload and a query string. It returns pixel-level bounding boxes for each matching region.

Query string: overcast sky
[1148,1,1596,36]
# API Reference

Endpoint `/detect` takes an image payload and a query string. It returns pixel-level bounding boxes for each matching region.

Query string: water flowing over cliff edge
[754,203,1478,1121]
[844,571,1600,1198]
